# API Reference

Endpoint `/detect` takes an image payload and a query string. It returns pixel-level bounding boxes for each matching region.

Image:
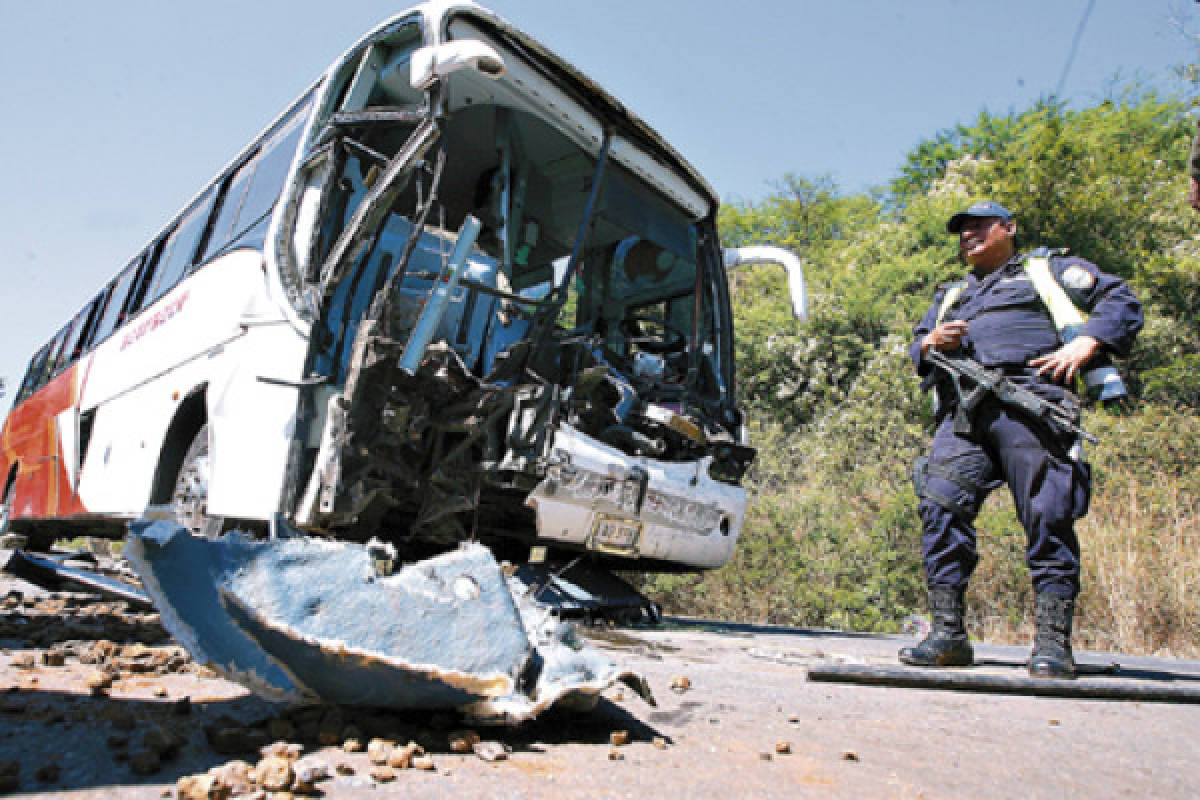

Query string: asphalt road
[2,552,1198,799]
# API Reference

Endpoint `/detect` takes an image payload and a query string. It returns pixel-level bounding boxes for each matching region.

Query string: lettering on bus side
[120,290,191,352]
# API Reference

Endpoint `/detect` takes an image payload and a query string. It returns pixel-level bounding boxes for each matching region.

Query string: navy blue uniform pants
[916,400,1090,599]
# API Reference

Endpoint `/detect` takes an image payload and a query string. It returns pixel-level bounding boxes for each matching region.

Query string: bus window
[236,108,310,238]
[201,98,313,263]
[147,187,217,303]
[40,323,75,383]
[15,342,52,404]
[201,155,256,263]
[125,246,160,319]
[65,292,108,362]
[89,263,138,346]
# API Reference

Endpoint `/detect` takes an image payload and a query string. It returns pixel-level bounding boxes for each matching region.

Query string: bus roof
[350,1,719,216]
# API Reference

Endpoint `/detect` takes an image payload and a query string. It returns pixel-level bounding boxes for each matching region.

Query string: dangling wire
[1055,0,1096,98]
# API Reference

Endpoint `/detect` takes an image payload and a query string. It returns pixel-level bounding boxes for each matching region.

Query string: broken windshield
[309,98,719,399]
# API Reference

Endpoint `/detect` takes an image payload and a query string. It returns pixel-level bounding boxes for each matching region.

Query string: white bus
[0,1,805,581]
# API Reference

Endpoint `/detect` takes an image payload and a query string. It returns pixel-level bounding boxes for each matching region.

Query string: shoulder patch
[1060,265,1095,292]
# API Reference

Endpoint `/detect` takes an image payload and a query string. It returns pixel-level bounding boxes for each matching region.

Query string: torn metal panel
[124,519,651,722]
[2,548,153,610]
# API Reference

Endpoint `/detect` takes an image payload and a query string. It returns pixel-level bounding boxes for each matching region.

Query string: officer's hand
[922,320,968,355]
[1190,177,1200,212]
[1029,335,1101,384]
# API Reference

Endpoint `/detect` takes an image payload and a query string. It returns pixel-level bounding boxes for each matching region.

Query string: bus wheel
[171,424,224,539]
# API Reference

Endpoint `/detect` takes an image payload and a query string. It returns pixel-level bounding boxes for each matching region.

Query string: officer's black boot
[898,587,973,667]
[1028,593,1077,679]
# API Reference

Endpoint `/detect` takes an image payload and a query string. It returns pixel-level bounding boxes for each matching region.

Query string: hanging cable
[1056,0,1096,98]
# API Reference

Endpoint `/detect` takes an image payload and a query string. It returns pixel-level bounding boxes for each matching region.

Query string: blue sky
[1,0,1196,419]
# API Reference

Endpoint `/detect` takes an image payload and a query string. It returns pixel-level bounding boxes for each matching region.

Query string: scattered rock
[255,756,294,792]
[366,738,394,765]
[342,738,364,753]
[669,674,691,693]
[208,760,254,796]
[175,773,232,800]
[610,730,630,747]
[473,741,508,762]
[84,670,113,693]
[607,749,625,761]
[775,741,791,754]
[334,761,355,776]
[368,765,396,783]
[261,741,303,762]
[412,754,436,771]
[759,752,773,761]
[842,750,859,762]
[448,729,481,753]
[10,654,35,670]
[387,741,422,770]
[293,758,330,792]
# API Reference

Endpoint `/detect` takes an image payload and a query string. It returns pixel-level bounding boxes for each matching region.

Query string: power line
[1056,0,1097,98]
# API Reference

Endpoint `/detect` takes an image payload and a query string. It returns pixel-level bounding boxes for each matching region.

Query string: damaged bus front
[278,4,768,585]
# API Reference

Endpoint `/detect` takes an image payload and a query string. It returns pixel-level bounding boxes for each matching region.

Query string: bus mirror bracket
[723,246,809,321]
[409,40,506,91]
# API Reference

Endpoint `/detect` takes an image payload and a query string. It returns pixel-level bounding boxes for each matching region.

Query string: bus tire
[170,423,224,539]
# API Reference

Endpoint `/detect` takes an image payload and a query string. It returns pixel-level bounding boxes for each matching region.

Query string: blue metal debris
[124,519,652,722]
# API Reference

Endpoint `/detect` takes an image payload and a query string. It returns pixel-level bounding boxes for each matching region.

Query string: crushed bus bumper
[124,519,653,722]
[527,424,745,570]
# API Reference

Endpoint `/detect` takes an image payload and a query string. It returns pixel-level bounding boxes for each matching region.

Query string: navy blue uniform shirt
[910,251,1143,396]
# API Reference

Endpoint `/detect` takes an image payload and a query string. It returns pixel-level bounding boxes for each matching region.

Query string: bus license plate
[590,517,642,556]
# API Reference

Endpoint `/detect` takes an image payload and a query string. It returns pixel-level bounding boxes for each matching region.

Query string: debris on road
[669,674,691,693]
[124,520,654,723]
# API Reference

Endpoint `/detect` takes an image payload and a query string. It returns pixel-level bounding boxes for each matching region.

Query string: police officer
[902,201,1142,678]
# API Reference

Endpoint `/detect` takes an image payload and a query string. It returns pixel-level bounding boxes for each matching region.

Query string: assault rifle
[926,349,1097,444]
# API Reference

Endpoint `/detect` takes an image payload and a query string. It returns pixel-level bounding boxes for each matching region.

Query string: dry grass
[1077,474,1200,657]
[968,471,1200,658]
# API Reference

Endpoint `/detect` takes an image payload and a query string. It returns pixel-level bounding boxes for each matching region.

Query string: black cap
[946,201,1013,233]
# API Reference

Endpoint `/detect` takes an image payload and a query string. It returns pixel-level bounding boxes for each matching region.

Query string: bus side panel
[205,314,309,520]
[0,365,79,521]
[76,252,302,518]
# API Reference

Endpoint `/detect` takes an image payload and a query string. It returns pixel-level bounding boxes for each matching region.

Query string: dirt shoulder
[1,555,1198,799]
